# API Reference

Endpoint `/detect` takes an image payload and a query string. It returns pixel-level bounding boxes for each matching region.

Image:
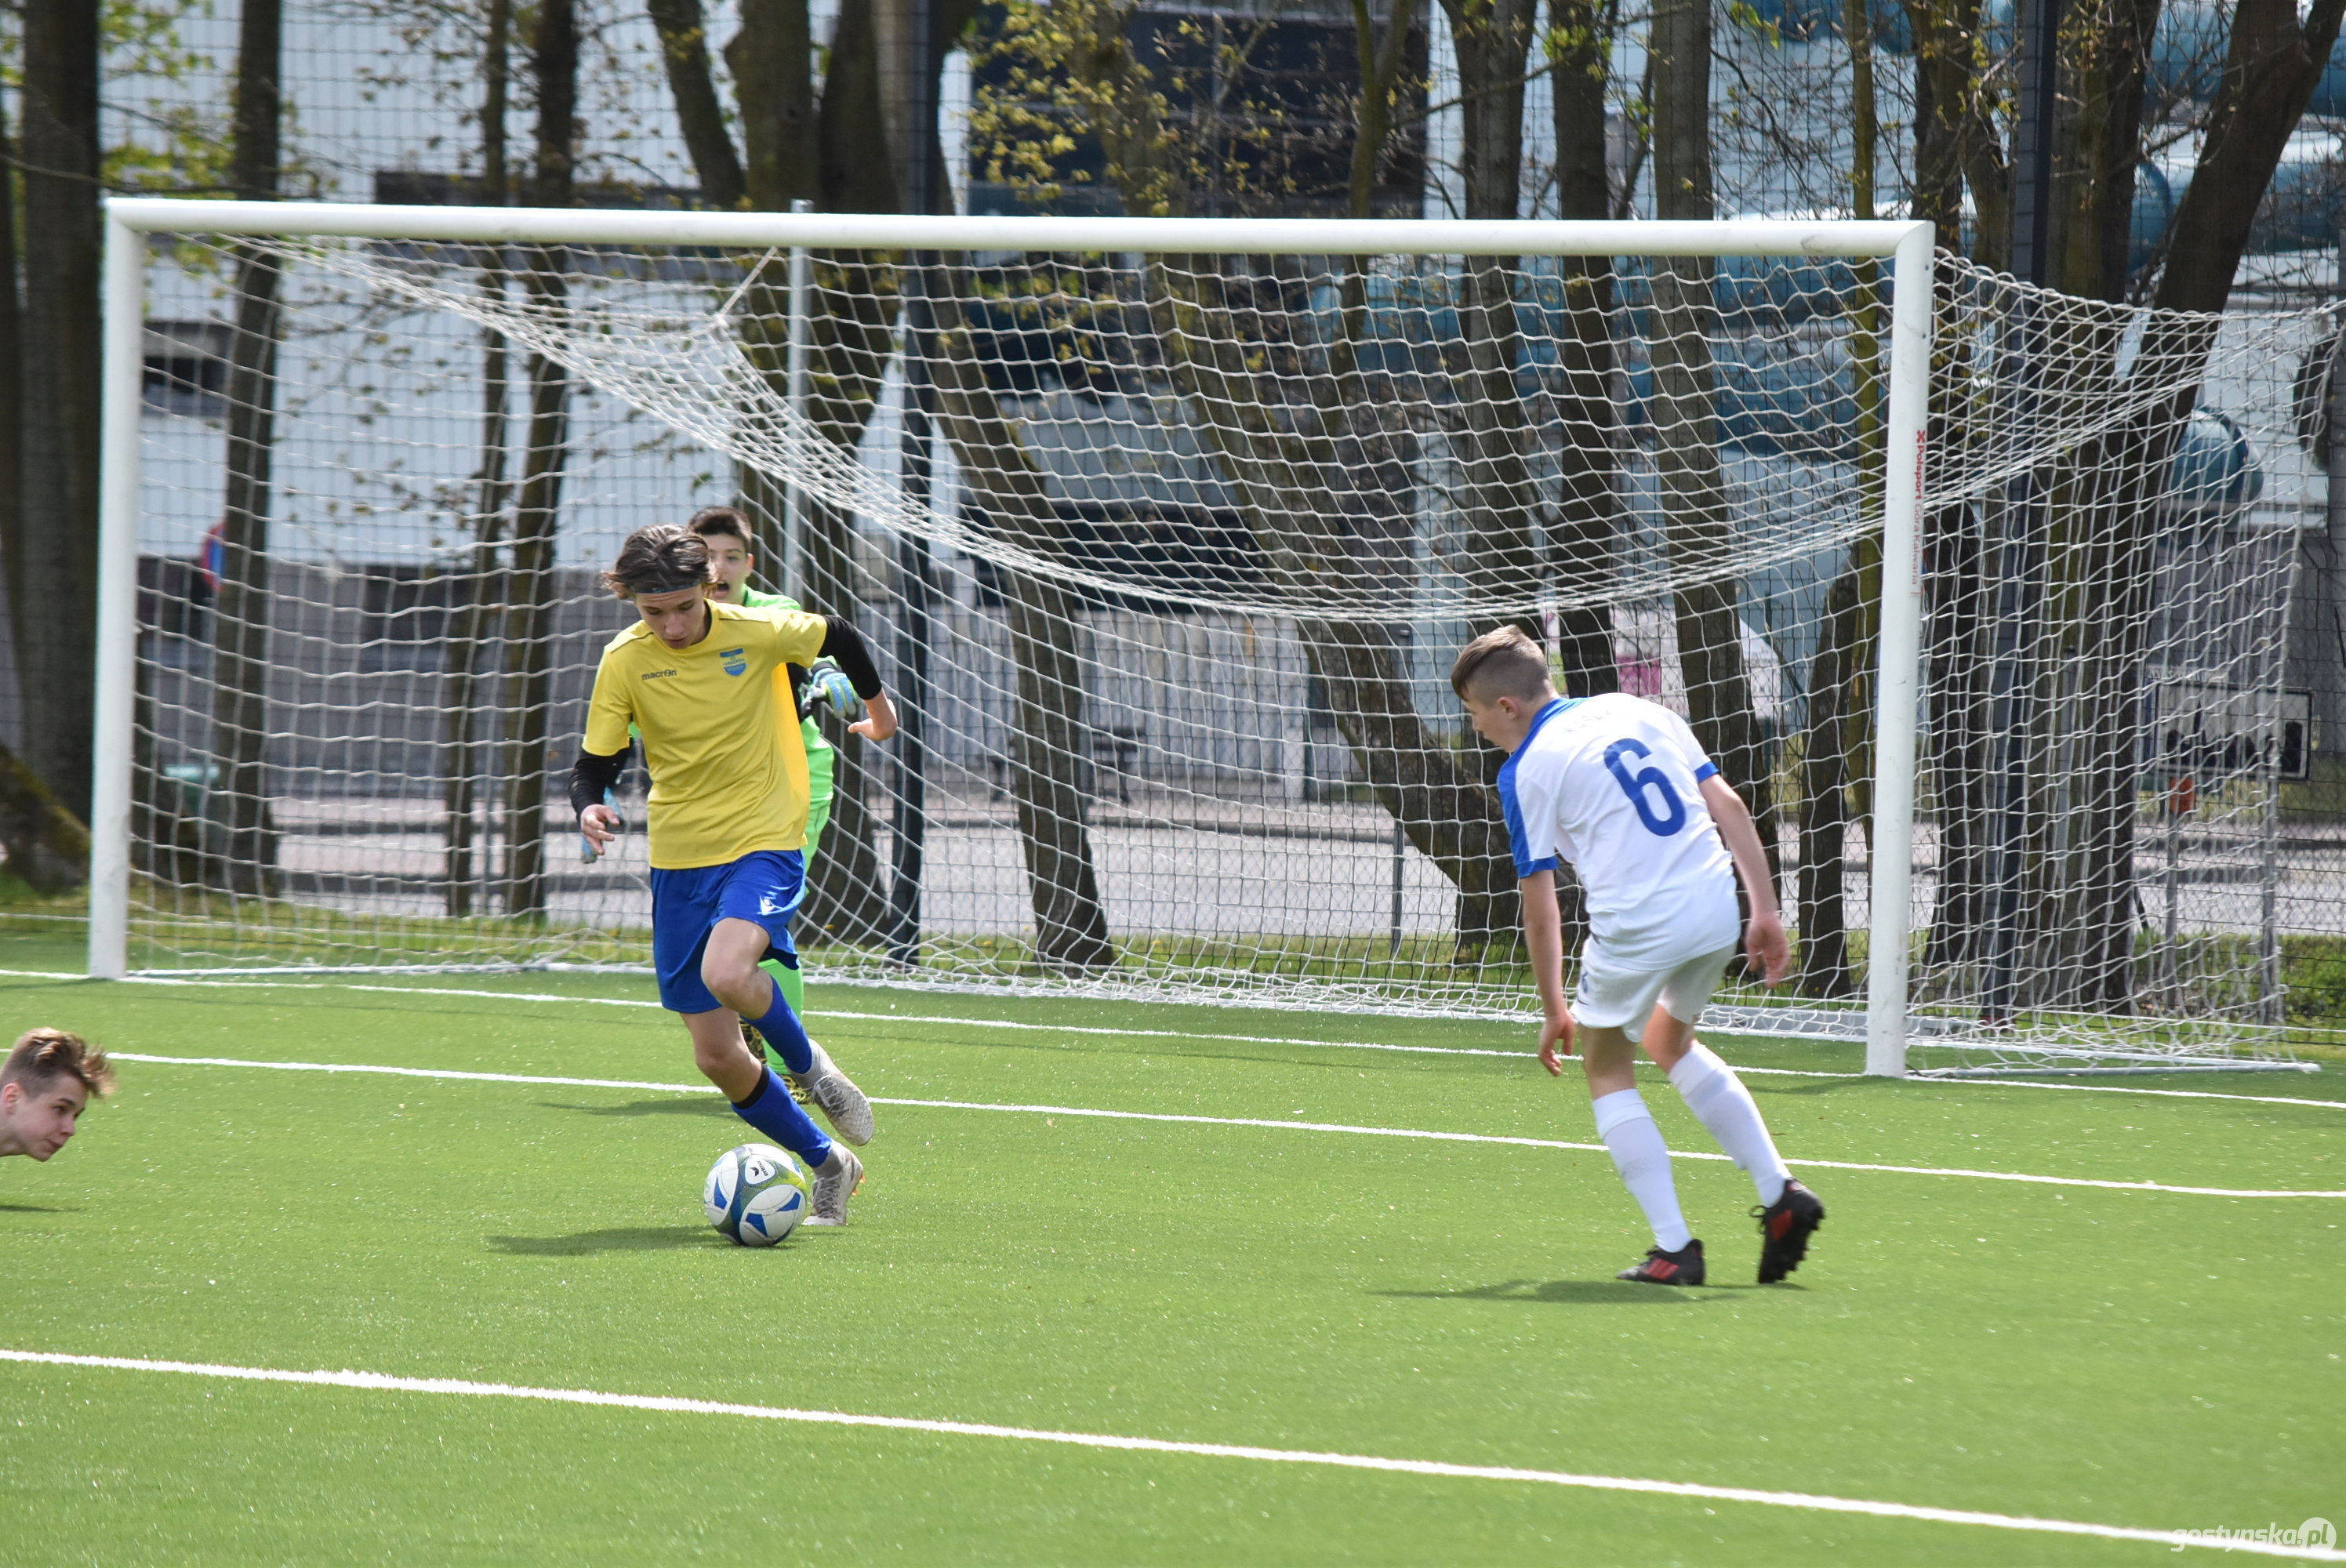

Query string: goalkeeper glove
[805,659,863,721]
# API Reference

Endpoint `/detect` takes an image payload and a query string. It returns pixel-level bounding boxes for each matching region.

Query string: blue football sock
[746,977,815,1076]
[729,1066,833,1168]
[761,953,805,1024]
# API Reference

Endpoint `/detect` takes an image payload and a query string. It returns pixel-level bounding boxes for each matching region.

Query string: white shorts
[1572,942,1737,1043]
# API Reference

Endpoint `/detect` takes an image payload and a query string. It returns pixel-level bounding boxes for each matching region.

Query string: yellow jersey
[583,603,827,869]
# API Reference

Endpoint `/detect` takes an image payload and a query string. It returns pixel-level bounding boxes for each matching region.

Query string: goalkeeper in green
[688,506,855,1063]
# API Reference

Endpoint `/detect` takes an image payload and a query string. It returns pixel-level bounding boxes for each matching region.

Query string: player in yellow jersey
[686,506,852,1061]
[572,524,895,1225]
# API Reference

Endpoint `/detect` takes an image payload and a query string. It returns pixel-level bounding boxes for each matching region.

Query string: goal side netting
[94,206,2325,1073]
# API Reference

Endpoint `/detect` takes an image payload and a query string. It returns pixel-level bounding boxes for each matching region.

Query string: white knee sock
[1669,1041,1792,1206]
[1590,1088,1691,1251]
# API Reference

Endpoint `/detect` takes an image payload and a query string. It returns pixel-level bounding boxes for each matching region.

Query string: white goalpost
[87,197,2314,1076]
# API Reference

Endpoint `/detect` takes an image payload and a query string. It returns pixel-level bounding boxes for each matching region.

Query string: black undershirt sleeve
[568,746,628,818]
[818,617,884,699]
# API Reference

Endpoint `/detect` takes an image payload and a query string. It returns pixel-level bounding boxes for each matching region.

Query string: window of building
[143,321,232,420]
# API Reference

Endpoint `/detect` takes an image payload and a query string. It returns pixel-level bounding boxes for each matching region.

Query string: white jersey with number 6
[1497,692,1741,968]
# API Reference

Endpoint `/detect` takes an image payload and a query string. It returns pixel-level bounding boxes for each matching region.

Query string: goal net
[96,204,2326,1073]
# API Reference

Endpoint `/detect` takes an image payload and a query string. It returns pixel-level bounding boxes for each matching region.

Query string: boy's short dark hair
[601,524,713,598]
[686,506,754,546]
[1451,626,1555,703]
[2,1029,114,1100]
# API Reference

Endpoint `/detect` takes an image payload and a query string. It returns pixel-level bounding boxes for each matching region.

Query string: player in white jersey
[1454,626,1825,1286]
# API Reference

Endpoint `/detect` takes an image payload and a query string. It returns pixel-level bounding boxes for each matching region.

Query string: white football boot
[807,1146,865,1227]
[789,1040,873,1146]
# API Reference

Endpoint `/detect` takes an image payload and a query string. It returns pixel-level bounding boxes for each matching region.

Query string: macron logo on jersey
[641,669,677,681]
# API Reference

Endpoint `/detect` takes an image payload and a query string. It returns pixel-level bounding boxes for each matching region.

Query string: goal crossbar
[101,198,1932,260]
[89,198,1936,1078]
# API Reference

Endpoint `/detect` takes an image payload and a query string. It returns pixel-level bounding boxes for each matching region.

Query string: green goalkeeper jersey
[739,585,837,846]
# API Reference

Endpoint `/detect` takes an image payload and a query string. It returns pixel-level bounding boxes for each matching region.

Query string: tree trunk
[1916,203,1988,975]
[1793,0,1883,996]
[1030,0,1535,957]
[0,733,89,895]
[2058,0,2160,302]
[0,90,78,895]
[502,0,579,920]
[2063,429,2163,1010]
[1549,0,1622,697]
[1348,0,1422,219]
[815,0,971,943]
[1533,0,1626,953]
[971,0,1527,959]
[206,0,286,896]
[652,0,889,944]
[1905,4,1966,246]
[1433,0,1538,614]
[650,0,983,947]
[501,344,568,920]
[209,253,284,897]
[1305,617,1526,957]
[1143,260,1523,957]
[728,0,819,210]
[1923,485,1995,975]
[2152,0,2346,314]
[445,0,514,917]
[16,0,103,825]
[1649,0,1776,899]
[2056,0,2346,1006]
[1429,0,1545,949]
[1436,0,1534,223]
[1798,555,1862,995]
[1647,0,1710,222]
[1900,0,2010,269]
[790,256,903,944]
[928,301,1116,969]
[647,0,747,209]
[821,0,910,212]
[794,492,893,945]
[0,89,24,649]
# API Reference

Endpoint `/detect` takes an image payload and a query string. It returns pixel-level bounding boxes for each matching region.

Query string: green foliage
[966,0,1180,213]
[98,0,237,196]
[0,1,292,203]
[0,869,86,935]
[2285,935,2346,1044]
[968,0,1347,216]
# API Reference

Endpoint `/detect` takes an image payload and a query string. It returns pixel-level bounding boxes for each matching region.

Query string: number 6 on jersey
[1603,739,1687,837]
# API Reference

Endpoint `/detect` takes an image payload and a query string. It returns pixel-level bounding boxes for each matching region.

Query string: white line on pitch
[306,985,1589,1067]
[111,975,1837,1076]
[871,1095,2346,1199]
[0,1349,2330,1562]
[18,969,2342,1109]
[103,1051,2346,1200]
[108,1051,701,1095]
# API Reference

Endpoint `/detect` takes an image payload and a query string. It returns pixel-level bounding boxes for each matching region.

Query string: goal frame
[89,198,1937,1076]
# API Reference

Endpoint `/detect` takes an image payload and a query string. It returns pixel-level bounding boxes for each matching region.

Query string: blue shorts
[649,849,806,1014]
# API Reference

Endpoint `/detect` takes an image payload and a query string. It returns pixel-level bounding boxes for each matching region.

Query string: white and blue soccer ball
[704,1142,812,1247]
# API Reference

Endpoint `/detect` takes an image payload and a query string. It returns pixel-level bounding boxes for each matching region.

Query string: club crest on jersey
[720,647,747,677]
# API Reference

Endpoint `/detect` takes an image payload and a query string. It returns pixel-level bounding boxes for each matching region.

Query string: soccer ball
[704,1142,812,1247]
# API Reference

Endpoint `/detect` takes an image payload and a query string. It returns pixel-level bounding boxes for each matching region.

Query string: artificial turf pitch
[2,947,2341,1564]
